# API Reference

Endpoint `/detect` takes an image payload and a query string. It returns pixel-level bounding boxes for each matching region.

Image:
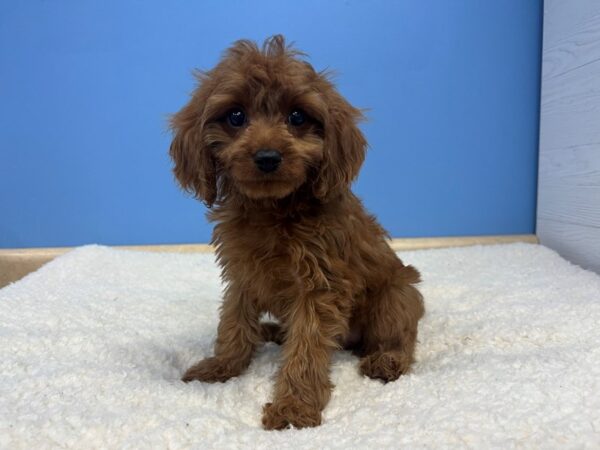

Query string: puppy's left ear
[169,88,217,207]
[314,87,367,199]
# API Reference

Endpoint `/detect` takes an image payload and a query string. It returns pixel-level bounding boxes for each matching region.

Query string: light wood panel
[542,0,600,48]
[537,0,600,273]
[539,56,600,150]
[538,185,600,227]
[542,10,600,80]
[539,144,600,187]
[537,219,600,274]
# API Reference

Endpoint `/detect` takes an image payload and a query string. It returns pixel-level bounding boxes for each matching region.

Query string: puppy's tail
[398,264,422,285]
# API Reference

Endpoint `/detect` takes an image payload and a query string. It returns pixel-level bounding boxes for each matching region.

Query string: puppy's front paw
[359,349,412,382]
[181,357,241,383]
[262,399,322,430]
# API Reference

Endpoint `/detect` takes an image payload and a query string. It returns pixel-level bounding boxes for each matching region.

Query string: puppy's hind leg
[359,265,424,382]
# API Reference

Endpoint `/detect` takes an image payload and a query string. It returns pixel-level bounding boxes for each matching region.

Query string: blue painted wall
[0,0,542,248]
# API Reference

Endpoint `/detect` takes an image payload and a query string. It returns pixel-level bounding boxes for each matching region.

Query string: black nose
[253,149,282,173]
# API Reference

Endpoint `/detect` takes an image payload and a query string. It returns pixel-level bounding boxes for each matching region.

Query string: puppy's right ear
[169,86,217,207]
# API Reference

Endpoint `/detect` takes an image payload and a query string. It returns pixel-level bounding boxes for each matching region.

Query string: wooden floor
[0,235,537,288]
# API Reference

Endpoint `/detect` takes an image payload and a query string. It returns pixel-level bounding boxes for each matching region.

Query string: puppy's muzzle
[253,149,282,173]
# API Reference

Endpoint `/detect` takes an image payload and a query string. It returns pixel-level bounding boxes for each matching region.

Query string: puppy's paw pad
[359,350,412,382]
[262,400,321,430]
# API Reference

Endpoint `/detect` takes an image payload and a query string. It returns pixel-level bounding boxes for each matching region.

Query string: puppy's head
[169,35,366,206]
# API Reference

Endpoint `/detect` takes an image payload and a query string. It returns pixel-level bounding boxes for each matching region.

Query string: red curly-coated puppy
[170,35,424,430]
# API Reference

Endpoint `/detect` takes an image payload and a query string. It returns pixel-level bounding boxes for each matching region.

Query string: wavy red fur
[170,35,425,430]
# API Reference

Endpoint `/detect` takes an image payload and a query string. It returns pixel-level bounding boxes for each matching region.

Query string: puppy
[170,35,424,430]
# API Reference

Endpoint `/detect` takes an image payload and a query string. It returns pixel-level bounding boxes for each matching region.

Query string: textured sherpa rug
[1,243,600,449]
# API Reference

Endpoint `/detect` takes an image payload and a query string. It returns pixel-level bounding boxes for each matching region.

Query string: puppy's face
[197,46,327,201]
[170,36,366,206]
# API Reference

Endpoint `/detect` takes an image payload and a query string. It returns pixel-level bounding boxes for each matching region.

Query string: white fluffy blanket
[1,243,600,448]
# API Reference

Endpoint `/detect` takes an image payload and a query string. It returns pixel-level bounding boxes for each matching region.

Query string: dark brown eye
[288,109,306,126]
[227,108,246,127]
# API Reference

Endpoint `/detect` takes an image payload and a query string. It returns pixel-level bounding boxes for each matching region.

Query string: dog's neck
[209,183,345,223]
[246,185,323,216]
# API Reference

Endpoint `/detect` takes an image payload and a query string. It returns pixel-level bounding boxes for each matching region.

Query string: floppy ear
[314,88,367,200]
[169,87,217,207]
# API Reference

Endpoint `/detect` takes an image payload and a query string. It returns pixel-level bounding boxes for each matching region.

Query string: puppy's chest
[219,217,327,291]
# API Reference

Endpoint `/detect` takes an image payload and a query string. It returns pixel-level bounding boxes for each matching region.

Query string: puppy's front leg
[262,290,347,430]
[182,285,260,383]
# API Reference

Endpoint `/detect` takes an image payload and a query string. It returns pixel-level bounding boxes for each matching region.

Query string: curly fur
[170,35,425,430]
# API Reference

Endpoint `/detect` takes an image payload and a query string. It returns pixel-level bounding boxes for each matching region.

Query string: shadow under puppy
[170,35,424,430]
